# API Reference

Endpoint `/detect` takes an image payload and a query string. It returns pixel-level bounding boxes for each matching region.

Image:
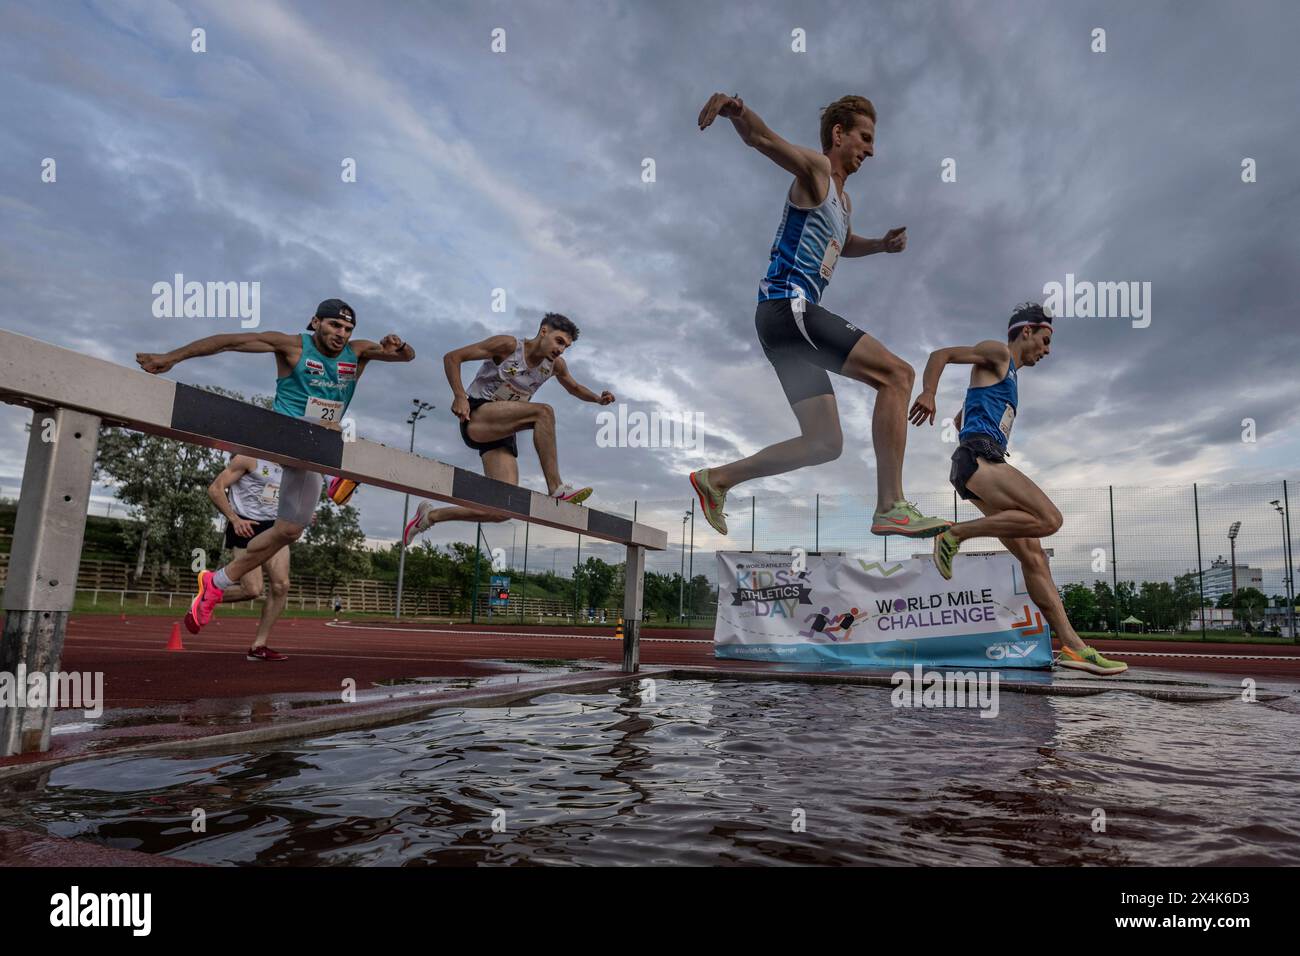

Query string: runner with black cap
[908,302,1127,675]
[403,313,609,542]
[136,298,416,637]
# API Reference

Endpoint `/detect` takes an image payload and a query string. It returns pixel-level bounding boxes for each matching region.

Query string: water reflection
[1,681,1297,866]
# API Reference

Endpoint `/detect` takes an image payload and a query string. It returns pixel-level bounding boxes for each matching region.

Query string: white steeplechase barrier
[0,329,666,755]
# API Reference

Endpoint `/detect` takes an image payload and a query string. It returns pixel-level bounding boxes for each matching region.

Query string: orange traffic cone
[166,622,184,651]
[120,613,127,624]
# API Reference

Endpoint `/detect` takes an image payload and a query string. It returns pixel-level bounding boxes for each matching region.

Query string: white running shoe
[404,500,434,545]
[551,483,593,505]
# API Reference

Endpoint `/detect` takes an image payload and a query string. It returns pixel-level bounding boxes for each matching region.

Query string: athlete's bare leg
[707,394,842,490]
[420,447,519,526]
[965,496,1085,653]
[250,545,291,650]
[465,402,564,493]
[950,459,1062,542]
[706,331,915,515]
[223,520,304,583]
[837,331,915,512]
[233,553,265,605]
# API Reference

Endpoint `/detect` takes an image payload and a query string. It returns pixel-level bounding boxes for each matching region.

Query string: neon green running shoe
[1058,644,1129,676]
[933,529,961,580]
[689,468,728,535]
[872,499,952,538]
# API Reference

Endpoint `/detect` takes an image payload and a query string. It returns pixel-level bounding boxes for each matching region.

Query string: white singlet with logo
[467,337,554,402]
[228,458,283,522]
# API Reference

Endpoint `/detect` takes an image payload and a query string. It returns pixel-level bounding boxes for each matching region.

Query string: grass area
[1080,631,1297,645]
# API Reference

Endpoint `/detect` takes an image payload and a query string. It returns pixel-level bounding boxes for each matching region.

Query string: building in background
[1202,555,1263,604]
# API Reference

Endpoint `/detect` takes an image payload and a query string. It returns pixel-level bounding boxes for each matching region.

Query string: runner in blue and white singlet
[759,182,851,305]
[687,91,951,543]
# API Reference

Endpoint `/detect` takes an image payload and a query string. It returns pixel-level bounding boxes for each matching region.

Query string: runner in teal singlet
[908,302,1126,676]
[136,298,415,636]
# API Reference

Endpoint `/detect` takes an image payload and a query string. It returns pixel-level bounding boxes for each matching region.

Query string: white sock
[212,568,234,590]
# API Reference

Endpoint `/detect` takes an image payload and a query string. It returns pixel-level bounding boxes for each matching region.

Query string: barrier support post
[1,408,101,756]
[622,544,645,673]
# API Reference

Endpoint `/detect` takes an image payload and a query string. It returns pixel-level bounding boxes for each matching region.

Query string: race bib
[489,381,526,401]
[305,396,345,423]
[998,403,1016,440]
[259,482,281,505]
[819,238,842,281]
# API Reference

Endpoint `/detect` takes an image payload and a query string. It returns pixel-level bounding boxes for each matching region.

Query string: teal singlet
[273,333,359,424]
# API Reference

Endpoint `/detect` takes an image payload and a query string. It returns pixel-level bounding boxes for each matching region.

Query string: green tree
[94,428,225,586]
[93,386,275,586]
[1230,587,1269,631]
[1061,583,1099,632]
[1091,580,1116,632]
[294,498,370,597]
[574,556,616,610]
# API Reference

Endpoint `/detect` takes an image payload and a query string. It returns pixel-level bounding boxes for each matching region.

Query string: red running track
[21,614,1300,710]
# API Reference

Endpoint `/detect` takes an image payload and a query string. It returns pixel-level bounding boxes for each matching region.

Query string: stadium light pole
[1271,501,1296,638]
[395,399,434,618]
[678,511,688,621]
[1227,521,1241,606]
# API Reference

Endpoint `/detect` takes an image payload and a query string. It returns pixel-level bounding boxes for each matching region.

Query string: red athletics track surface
[26,614,1300,710]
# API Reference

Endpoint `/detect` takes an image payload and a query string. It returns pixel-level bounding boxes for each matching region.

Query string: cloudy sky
[2,0,1298,587]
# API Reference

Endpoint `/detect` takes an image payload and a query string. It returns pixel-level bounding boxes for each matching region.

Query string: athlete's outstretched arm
[136,331,300,375]
[352,334,415,363]
[909,341,1008,425]
[208,455,256,535]
[842,228,908,257]
[442,335,516,421]
[553,357,615,405]
[697,93,825,190]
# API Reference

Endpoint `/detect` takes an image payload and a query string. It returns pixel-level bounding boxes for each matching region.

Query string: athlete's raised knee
[531,403,555,424]
[276,521,307,541]
[243,577,265,600]
[891,356,916,391]
[1035,506,1063,538]
[805,429,843,464]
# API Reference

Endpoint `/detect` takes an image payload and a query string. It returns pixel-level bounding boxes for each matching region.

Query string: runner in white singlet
[404,313,613,543]
[208,456,292,661]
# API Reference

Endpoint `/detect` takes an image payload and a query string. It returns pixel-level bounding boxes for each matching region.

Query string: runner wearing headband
[909,302,1127,675]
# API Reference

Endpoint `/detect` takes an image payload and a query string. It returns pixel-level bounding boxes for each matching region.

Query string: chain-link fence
[426,479,1299,634]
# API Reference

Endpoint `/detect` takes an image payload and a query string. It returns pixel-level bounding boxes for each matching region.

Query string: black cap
[310,298,356,329]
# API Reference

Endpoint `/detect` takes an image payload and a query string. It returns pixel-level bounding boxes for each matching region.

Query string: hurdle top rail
[0,329,667,550]
[0,328,662,755]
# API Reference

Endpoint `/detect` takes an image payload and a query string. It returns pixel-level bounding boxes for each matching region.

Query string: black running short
[224,515,277,549]
[460,396,531,458]
[754,297,868,405]
[950,435,1008,502]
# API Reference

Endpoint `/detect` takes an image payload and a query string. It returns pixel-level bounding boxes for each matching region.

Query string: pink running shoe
[184,570,225,634]
[404,500,434,546]
[247,646,289,662]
